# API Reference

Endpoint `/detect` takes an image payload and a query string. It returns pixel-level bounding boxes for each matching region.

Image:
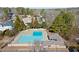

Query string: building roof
[22,16,32,25]
[0,26,13,31]
[0,19,13,31]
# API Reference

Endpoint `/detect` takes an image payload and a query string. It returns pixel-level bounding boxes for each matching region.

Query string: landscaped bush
[0,31,4,40]
[0,31,3,36]
[3,29,16,37]
[13,16,26,32]
[69,45,79,50]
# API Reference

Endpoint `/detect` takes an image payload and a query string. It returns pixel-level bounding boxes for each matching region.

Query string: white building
[22,15,46,27]
[22,15,32,26]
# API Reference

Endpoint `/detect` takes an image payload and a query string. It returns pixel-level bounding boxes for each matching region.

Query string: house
[22,15,32,26]
[0,20,13,31]
[36,15,46,24]
[0,26,13,31]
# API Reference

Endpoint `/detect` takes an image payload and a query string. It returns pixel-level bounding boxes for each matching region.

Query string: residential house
[22,15,32,26]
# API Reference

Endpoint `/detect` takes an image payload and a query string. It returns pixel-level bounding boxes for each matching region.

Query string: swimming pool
[17,31,44,43]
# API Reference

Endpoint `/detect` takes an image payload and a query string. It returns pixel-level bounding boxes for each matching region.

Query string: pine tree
[14,16,26,32]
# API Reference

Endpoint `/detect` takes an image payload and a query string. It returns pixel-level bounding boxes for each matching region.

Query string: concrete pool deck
[8,29,48,46]
[1,29,69,52]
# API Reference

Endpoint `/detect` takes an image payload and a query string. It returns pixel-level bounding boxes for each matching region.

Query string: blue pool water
[17,31,44,43]
[33,31,42,36]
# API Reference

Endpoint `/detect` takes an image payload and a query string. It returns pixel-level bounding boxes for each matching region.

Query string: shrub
[0,31,3,36]
[3,29,15,37]
[13,16,26,32]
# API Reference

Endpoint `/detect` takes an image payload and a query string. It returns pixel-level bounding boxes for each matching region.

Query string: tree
[3,29,15,37]
[3,8,9,20]
[25,8,34,15]
[13,16,26,32]
[16,8,34,16]
[31,17,38,28]
[41,22,47,28]
[40,9,46,17]
[49,11,76,40]
[16,7,26,15]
